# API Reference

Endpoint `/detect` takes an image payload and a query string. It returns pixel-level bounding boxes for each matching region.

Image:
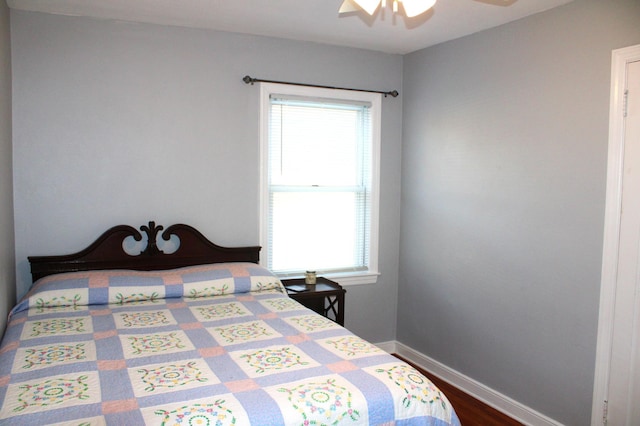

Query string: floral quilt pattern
[14,341,96,373]
[0,263,459,425]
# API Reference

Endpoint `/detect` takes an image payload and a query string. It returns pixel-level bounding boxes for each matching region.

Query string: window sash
[268,189,369,274]
[259,83,381,283]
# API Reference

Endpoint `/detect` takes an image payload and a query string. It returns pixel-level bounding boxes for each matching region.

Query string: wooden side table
[282,277,346,326]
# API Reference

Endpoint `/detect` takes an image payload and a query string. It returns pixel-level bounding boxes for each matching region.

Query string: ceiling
[7,0,574,54]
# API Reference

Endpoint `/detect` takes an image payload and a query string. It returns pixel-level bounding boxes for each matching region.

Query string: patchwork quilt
[0,262,460,425]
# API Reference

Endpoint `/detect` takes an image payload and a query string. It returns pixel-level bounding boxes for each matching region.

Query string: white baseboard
[374,340,563,426]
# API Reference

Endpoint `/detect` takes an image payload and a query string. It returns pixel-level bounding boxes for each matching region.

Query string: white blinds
[267,95,373,275]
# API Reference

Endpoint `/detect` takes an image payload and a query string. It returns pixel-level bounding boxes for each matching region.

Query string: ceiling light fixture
[339,0,437,18]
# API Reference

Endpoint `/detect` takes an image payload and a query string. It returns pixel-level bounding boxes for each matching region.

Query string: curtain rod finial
[243,75,255,85]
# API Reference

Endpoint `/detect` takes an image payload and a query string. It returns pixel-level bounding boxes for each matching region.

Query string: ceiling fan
[339,0,514,18]
[339,0,437,18]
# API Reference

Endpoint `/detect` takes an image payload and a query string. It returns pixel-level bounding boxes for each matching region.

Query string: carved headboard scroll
[28,221,261,282]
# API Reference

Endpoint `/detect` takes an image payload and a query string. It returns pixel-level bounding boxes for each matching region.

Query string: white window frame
[259,82,380,285]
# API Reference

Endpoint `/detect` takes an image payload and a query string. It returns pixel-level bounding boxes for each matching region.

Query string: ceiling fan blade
[340,0,381,15]
[339,0,360,14]
[401,0,437,17]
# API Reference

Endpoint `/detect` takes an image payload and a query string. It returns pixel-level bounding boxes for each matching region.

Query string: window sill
[277,271,379,286]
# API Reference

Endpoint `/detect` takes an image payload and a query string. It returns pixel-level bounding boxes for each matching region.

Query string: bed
[0,221,460,425]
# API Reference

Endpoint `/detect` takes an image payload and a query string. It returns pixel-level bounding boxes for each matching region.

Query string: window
[259,83,380,285]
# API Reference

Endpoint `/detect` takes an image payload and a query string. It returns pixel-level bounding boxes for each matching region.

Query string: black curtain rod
[242,75,399,98]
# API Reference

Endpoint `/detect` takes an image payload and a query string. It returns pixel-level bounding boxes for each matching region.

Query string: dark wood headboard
[28,221,261,282]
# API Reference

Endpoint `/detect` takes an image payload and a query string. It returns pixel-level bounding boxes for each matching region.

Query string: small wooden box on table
[282,277,346,326]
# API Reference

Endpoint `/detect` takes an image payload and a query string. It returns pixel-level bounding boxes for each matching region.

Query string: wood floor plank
[393,354,523,425]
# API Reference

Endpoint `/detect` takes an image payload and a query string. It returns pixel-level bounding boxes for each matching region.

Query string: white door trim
[592,43,640,426]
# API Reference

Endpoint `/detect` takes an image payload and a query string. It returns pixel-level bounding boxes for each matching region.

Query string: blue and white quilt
[0,262,460,425]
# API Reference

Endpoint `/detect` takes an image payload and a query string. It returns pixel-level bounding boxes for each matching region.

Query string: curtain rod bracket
[242,75,398,98]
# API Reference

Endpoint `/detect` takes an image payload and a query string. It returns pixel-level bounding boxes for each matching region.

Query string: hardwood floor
[393,354,523,426]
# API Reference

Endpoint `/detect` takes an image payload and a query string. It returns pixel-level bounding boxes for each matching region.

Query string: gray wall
[0,0,15,337]
[10,10,403,343]
[399,1,640,424]
[12,1,640,423]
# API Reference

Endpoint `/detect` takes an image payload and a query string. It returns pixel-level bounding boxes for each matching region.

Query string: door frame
[592,43,640,426]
